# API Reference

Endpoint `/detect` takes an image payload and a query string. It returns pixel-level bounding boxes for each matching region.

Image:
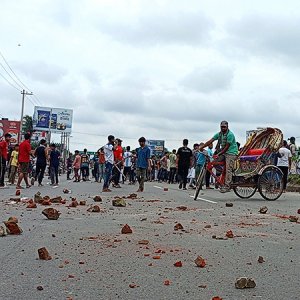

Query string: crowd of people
[0,121,298,194]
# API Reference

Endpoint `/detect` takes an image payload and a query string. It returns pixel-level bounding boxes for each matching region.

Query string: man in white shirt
[123,146,132,183]
[277,140,292,193]
[102,135,116,192]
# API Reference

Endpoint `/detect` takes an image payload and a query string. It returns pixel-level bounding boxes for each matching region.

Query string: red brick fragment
[121,224,132,234]
[226,230,234,238]
[174,261,183,267]
[38,247,52,260]
[87,205,100,212]
[42,208,60,220]
[194,256,206,268]
[164,280,171,286]
[4,221,22,234]
[174,223,184,231]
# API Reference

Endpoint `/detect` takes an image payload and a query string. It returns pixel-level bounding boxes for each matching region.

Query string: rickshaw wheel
[258,166,283,201]
[194,167,206,200]
[233,186,257,199]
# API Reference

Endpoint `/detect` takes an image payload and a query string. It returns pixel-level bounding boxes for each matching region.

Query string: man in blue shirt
[136,137,151,192]
[49,143,61,186]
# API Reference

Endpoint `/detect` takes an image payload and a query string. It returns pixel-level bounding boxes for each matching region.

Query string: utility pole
[20,89,33,142]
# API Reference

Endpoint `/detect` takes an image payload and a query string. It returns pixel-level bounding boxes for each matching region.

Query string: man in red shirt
[16,133,32,189]
[0,133,12,187]
[112,138,123,188]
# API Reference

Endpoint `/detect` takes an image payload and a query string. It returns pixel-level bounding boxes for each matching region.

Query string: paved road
[0,177,299,300]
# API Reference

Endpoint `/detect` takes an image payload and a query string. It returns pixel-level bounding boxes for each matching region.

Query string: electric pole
[20,89,33,142]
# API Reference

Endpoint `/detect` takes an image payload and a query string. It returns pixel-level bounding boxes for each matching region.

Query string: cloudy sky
[0,0,299,151]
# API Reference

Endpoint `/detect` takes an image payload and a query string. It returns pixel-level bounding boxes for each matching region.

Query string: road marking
[190,195,218,204]
[153,186,163,189]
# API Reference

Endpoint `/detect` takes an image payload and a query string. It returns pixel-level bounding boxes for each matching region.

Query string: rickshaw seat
[239,155,260,162]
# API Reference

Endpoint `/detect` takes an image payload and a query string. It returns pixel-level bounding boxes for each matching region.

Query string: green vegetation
[288,174,300,185]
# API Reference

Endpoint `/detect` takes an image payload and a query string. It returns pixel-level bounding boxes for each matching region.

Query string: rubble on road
[42,208,60,220]
[38,247,52,260]
[235,277,256,289]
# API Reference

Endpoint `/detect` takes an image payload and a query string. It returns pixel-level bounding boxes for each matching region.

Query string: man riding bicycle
[199,121,238,193]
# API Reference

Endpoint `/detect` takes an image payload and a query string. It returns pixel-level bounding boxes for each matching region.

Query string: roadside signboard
[33,106,73,133]
[0,120,21,145]
[147,140,165,157]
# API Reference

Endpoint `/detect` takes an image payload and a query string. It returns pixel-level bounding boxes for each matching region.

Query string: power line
[0,49,32,92]
[0,49,43,106]
[0,71,20,91]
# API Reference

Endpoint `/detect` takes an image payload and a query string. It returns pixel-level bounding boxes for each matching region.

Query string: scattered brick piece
[163,188,168,191]
[226,230,234,238]
[4,221,22,235]
[121,224,132,234]
[152,255,161,259]
[112,199,126,207]
[176,206,187,211]
[69,200,79,207]
[127,193,137,199]
[258,256,265,263]
[194,256,206,268]
[235,277,256,289]
[174,223,184,231]
[79,200,86,206]
[50,196,62,203]
[164,280,171,286]
[36,286,44,291]
[7,216,18,223]
[42,208,60,220]
[93,195,102,202]
[174,261,183,267]
[16,189,21,196]
[225,202,233,207]
[34,192,43,203]
[289,216,299,222]
[138,240,149,245]
[212,297,222,300]
[259,206,268,214]
[87,205,100,212]
[0,226,7,236]
[38,247,52,260]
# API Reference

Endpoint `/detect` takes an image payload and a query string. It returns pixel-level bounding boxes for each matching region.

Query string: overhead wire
[0,71,21,91]
[0,49,44,106]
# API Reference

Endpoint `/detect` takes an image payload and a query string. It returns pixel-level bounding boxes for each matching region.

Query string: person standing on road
[66,153,73,180]
[73,150,81,182]
[102,135,116,192]
[205,143,214,189]
[49,143,60,186]
[92,151,100,182]
[0,133,12,187]
[123,146,132,183]
[277,140,292,193]
[98,147,105,183]
[34,139,48,186]
[16,133,32,189]
[112,138,123,188]
[136,137,151,192]
[176,139,193,190]
[8,143,19,185]
[80,149,90,181]
[168,149,177,184]
[199,121,238,193]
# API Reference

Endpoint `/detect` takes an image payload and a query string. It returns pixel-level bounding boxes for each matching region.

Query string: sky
[0,0,299,152]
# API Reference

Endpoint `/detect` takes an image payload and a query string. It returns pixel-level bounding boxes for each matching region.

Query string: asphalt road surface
[0,177,299,300]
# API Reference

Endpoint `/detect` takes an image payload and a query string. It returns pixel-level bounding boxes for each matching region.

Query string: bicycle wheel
[258,166,283,201]
[194,167,206,200]
[233,186,257,199]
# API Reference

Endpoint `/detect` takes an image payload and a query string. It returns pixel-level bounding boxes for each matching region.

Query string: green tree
[22,115,33,134]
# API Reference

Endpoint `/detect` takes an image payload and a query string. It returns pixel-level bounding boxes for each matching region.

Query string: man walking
[80,149,90,181]
[123,146,132,183]
[102,135,116,192]
[136,137,151,192]
[112,138,123,188]
[168,149,177,184]
[176,139,193,190]
[277,140,292,193]
[16,133,31,189]
[49,143,60,186]
[0,133,12,187]
[34,139,48,186]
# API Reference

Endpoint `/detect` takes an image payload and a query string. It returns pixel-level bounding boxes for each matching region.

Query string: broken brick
[38,247,52,260]
[259,206,268,214]
[93,195,102,202]
[226,230,234,238]
[87,205,100,213]
[194,256,206,268]
[174,261,183,267]
[174,223,184,231]
[121,224,132,234]
[4,221,22,235]
[235,277,256,289]
[42,208,60,220]
[258,256,265,263]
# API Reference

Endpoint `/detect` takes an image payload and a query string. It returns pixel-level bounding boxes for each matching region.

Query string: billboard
[0,120,21,145]
[33,107,73,133]
[147,140,165,157]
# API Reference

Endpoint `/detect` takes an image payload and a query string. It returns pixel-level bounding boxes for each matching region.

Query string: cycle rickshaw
[194,128,284,201]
